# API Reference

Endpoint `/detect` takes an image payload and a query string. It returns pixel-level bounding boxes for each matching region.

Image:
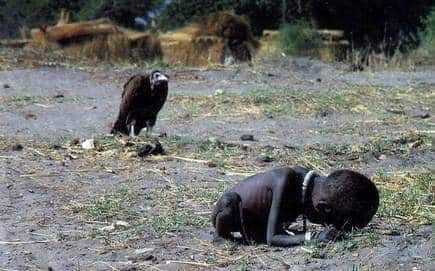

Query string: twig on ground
[0,240,55,245]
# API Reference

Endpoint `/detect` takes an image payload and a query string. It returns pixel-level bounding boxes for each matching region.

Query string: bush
[421,7,435,53]
[278,20,321,56]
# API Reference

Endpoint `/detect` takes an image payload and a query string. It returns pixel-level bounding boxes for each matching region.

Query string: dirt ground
[0,49,433,271]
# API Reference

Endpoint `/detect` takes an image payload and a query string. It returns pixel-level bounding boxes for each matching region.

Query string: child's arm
[266,168,307,246]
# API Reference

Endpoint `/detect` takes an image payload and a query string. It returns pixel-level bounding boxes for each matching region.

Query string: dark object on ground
[23,112,37,120]
[316,78,322,82]
[212,167,379,246]
[411,110,430,119]
[240,134,255,141]
[137,141,165,157]
[54,94,65,98]
[52,144,62,150]
[316,108,334,118]
[350,64,364,72]
[256,155,273,163]
[11,143,23,151]
[111,71,168,137]
[3,83,10,88]
[158,132,168,138]
[71,138,80,145]
[207,161,218,168]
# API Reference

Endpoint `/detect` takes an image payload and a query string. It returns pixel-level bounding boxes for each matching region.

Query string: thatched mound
[24,11,258,66]
[28,15,162,61]
[160,12,259,66]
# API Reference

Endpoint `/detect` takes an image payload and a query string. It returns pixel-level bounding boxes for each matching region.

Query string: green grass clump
[278,20,321,56]
[375,170,433,224]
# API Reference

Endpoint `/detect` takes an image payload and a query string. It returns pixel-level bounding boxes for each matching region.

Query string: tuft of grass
[69,187,137,222]
[278,20,321,56]
[67,183,227,245]
[374,170,433,224]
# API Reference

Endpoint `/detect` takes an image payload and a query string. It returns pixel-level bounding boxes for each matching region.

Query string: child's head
[313,170,379,230]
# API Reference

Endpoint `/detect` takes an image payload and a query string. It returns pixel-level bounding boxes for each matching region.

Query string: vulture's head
[150,70,168,90]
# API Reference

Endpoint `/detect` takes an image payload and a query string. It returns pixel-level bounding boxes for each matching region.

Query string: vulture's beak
[156,74,169,82]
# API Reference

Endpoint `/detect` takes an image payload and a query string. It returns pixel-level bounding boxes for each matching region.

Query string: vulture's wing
[120,75,151,109]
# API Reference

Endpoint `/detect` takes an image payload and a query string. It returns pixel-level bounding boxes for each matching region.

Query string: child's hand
[318,226,342,242]
[305,226,343,242]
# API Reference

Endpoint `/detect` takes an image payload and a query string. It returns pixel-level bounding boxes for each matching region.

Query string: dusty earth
[0,49,433,270]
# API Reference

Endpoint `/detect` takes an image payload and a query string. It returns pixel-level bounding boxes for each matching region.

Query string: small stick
[0,240,54,245]
[27,147,46,157]
[168,156,209,164]
[165,260,213,268]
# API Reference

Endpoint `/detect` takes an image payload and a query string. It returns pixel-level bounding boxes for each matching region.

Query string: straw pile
[28,13,162,61]
[160,12,259,66]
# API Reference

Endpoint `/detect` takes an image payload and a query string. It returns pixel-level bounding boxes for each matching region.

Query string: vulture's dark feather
[111,70,168,137]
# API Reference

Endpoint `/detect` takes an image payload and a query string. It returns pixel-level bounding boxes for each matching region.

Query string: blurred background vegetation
[0,0,433,56]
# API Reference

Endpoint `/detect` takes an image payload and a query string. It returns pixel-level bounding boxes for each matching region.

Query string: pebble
[256,154,273,163]
[411,110,430,119]
[11,143,23,151]
[240,134,255,141]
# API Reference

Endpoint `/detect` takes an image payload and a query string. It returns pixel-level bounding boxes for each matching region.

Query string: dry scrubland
[0,48,433,270]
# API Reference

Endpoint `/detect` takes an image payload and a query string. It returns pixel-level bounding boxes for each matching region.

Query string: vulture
[111,70,169,137]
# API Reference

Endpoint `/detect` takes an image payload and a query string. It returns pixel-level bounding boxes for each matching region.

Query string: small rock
[214,89,224,96]
[378,154,387,160]
[137,142,165,157]
[3,83,10,88]
[411,110,430,119]
[316,78,322,82]
[11,143,23,151]
[71,138,80,145]
[256,155,273,163]
[54,94,64,98]
[240,134,255,141]
[316,109,334,118]
[52,144,61,150]
[100,224,115,232]
[115,220,129,227]
[65,154,77,160]
[207,161,217,168]
[23,112,37,120]
[81,139,95,150]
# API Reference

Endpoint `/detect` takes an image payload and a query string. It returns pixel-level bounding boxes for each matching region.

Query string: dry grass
[168,85,433,119]
[160,12,259,66]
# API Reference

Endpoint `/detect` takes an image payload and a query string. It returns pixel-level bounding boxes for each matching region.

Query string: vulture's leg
[146,126,153,138]
[145,122,153,138]
[127,118,136,138]
[129,125,135,137]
